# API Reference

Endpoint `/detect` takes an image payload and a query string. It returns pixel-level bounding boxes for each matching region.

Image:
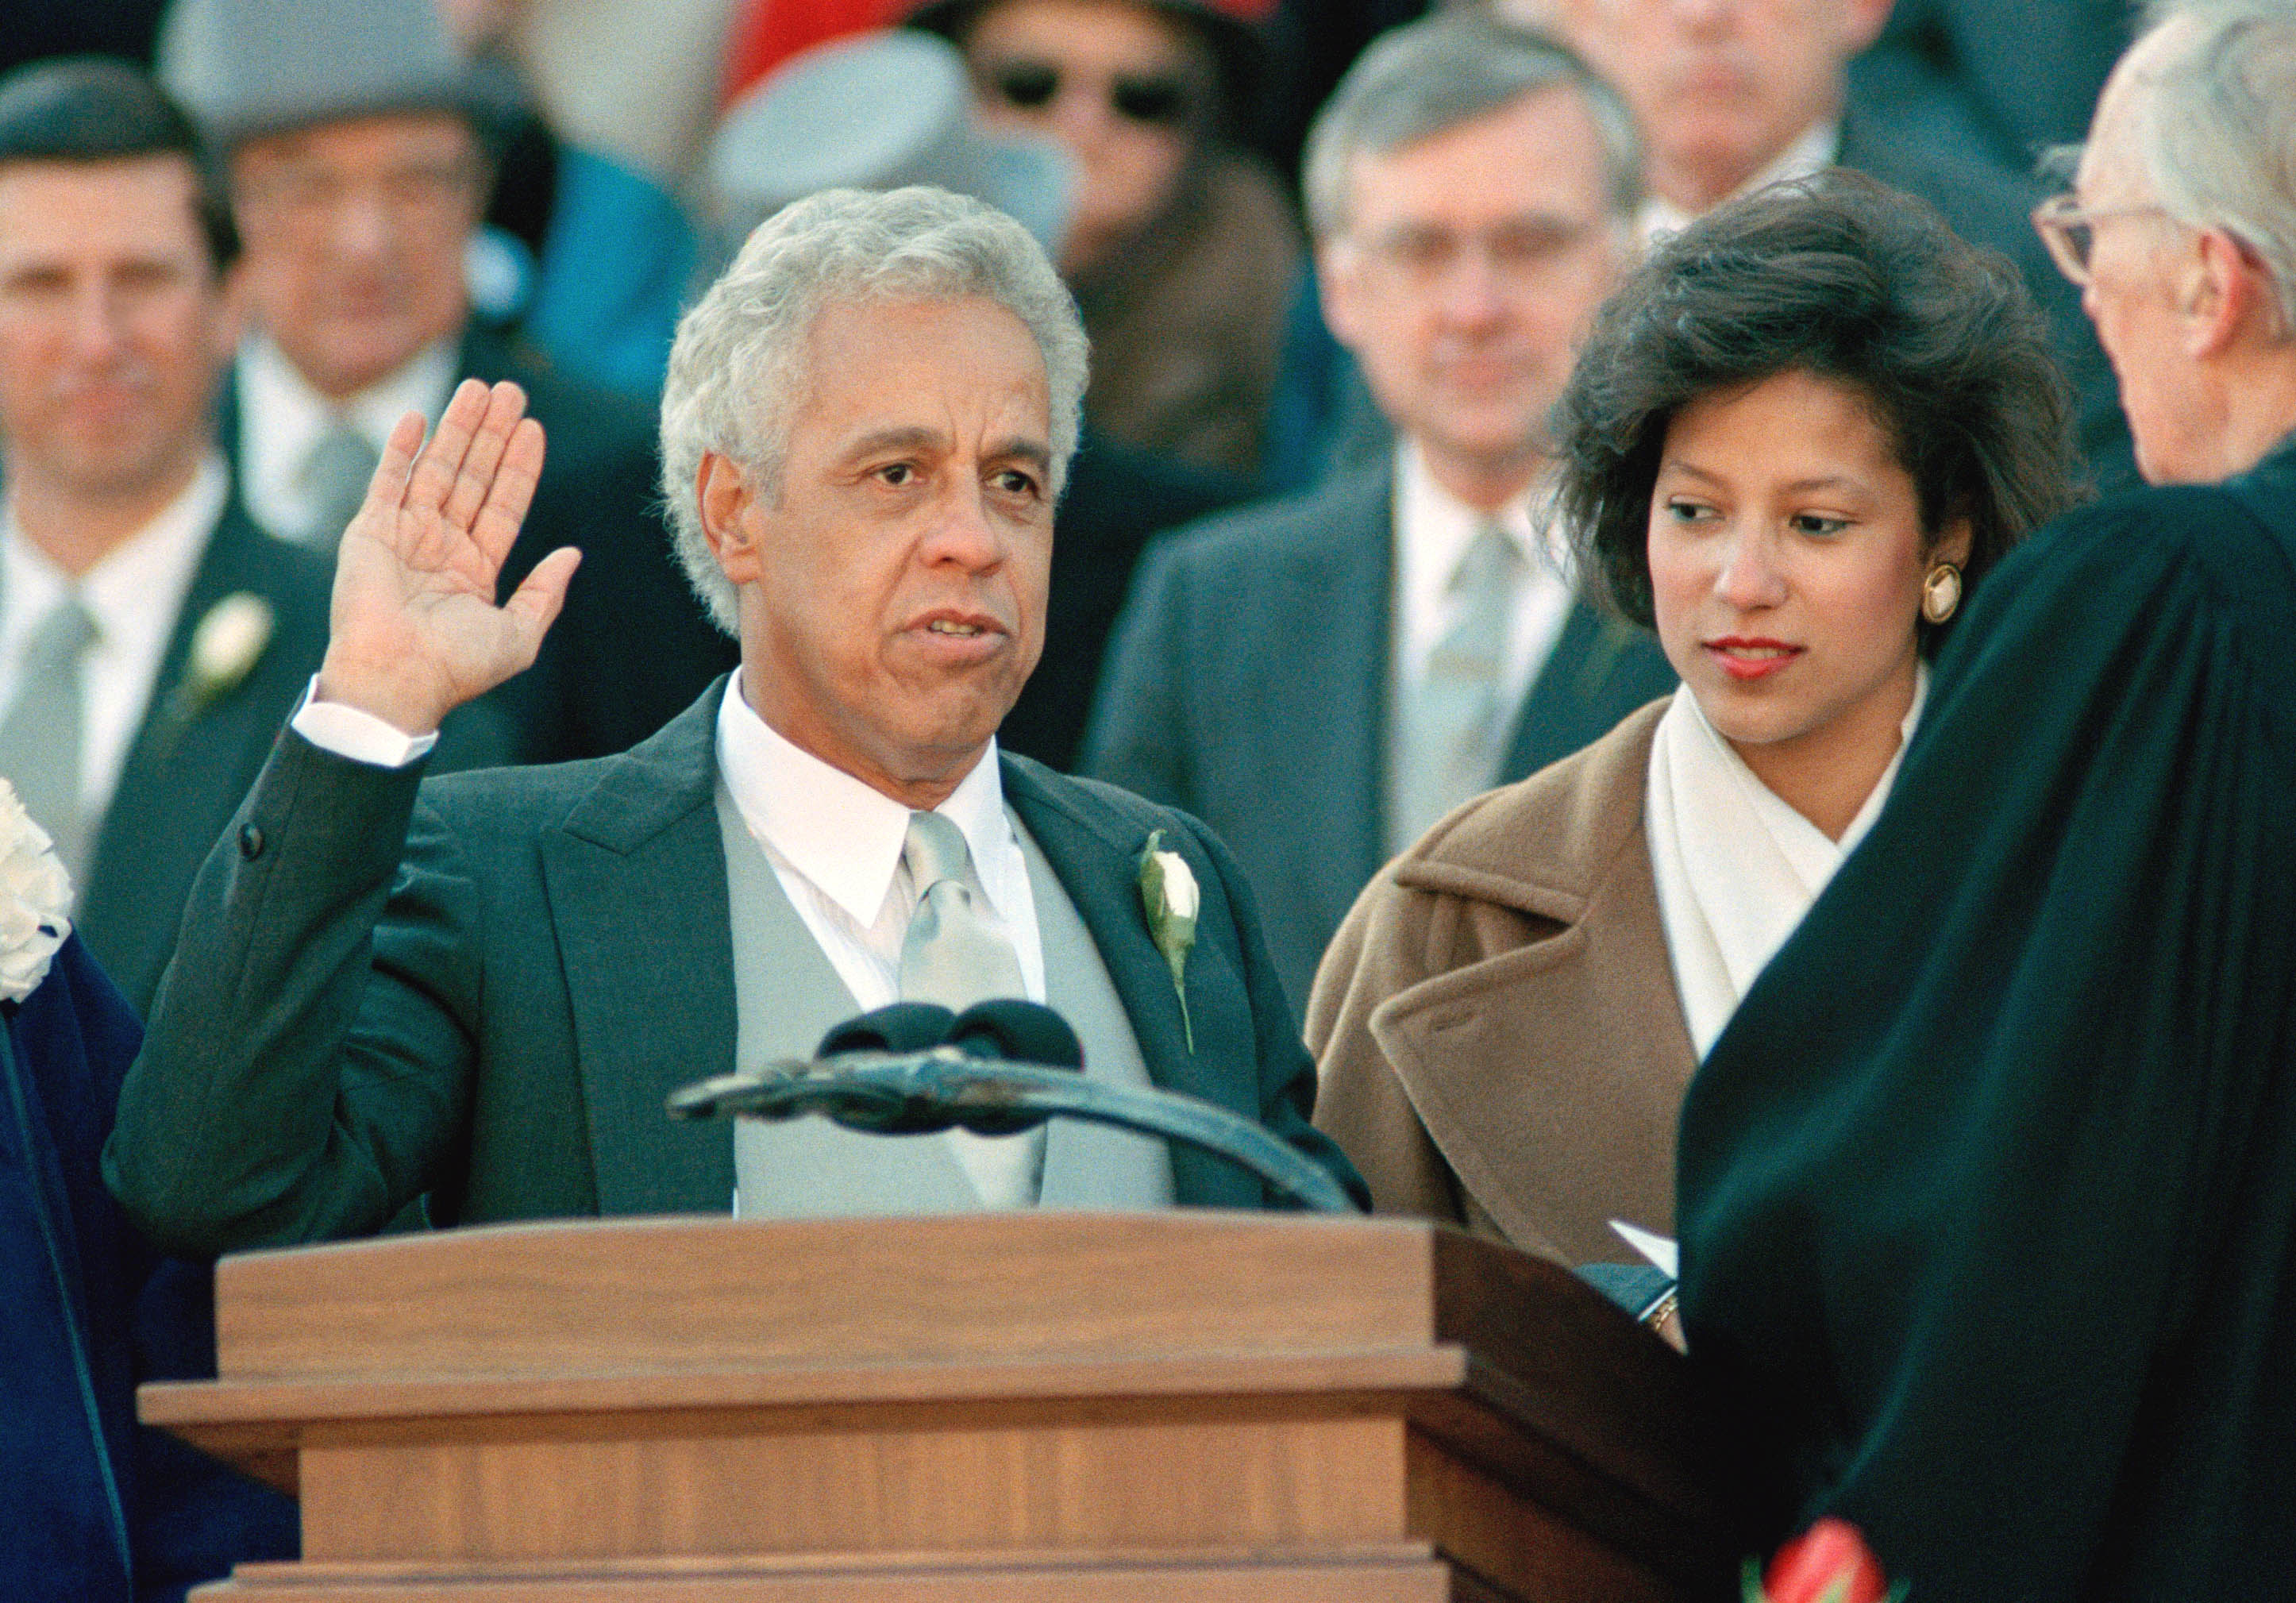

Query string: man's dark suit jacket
[102,679,1362,1258]
[1081,460,1678,1009]
[222,324,739,764]
[1850,0,2125,168]
[71,500,507,1019]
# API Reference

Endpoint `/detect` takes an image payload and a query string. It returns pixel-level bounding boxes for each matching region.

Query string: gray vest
[721,785,1174,1217]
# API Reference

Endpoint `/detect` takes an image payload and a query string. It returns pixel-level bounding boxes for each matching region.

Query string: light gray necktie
[0,592,98,883]
[896,808,1038,1207]
[301,423,380,550]
[1388,521,1527,851]
[899,810,1027,1005]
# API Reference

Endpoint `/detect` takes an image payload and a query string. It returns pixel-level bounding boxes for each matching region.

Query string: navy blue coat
[0,935,293,1600]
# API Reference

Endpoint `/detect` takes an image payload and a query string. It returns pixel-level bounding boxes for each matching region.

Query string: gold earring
[1921,562,1963,624]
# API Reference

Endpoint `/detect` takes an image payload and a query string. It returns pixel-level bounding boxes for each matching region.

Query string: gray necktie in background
[897,808,1039,1207]
[301,423,379,550]
[0,593,99,884]
[1387,521,1527,854]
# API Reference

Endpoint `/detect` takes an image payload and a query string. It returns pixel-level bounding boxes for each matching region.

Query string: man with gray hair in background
[1084,11,1676,1008]
[105,186,1358,1253]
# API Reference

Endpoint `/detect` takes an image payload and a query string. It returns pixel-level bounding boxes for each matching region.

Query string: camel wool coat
[1308,699,1698,1267]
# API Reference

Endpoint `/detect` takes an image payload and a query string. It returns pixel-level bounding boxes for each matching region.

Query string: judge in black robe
[1676,432,2296,1601]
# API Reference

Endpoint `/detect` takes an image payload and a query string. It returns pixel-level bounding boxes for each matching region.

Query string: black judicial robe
[1676,435,2296,1601]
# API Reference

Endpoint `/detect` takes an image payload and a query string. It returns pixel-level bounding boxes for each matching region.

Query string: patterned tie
[1387,521,1527,853]
[0,593,99,884]
[300,423,380,550]
[896,809,1039,1207]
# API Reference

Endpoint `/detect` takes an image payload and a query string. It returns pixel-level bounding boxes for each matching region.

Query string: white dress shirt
[714,669,1046,1009]
[1640,121,1839,245]
[1389,437,1577,729]
[236,334,460,545]
[291,668,1047,1008]
[0,455,229,823]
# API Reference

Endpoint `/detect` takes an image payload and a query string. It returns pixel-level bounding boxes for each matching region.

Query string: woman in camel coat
[1308,172,2081,1285]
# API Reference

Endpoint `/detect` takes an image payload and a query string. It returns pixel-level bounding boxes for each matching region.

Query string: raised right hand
[315,378,582,734]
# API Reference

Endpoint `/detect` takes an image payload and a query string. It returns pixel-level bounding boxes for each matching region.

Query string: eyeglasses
[236,157,483,237]
[2032,192,2171,285]
[978,58,1200,128]
[1358,218,1605,292]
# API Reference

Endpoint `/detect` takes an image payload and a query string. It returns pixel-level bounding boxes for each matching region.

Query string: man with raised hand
[106,187,1358,1252]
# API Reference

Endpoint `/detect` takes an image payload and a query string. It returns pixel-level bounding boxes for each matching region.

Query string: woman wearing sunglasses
[1309,171,2081,1321]
[909,0,1296,479]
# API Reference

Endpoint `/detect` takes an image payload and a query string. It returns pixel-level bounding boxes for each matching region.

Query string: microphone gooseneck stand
[667,1051,1359,1216]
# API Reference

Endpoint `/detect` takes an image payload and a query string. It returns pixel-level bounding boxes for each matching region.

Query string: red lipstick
[1705,636,1801,681]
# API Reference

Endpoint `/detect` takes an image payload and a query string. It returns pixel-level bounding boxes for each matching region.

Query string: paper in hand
[1610,1218,1678,1279]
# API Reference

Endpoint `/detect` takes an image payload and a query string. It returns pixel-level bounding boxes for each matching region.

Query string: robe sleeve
[1674,464,2296,1602]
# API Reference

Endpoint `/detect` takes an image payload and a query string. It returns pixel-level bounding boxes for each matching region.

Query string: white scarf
[1646,665,1927,1059]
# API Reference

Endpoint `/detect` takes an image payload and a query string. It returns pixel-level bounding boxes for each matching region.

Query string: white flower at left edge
[184,592,274,712]
[0,778,71,1004]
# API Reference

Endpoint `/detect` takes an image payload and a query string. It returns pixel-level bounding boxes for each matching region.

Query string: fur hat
[708,29,1073,256]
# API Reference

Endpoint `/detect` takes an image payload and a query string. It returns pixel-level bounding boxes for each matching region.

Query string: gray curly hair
[659,185,1089,635]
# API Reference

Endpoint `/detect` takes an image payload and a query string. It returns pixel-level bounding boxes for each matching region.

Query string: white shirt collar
[1645,658,1925,1059]
[1394,437,1556,604]
[1640,119,1840,244]
[1,453,229,676]
[1393,438,1566,645]
[236,333,461,541]
[713,668,1015,930]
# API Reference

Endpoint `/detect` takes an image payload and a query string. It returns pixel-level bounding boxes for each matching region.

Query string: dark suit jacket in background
[1850,0,2127,168]
[104,679,1362,1258]
[1081,461,1678,1009]
[72,501,508,1018]
[222,324,738,765]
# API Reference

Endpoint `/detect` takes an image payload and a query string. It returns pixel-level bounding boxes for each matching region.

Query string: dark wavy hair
[1553,168,2082,651]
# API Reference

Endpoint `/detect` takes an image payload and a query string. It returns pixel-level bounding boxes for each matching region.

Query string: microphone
[942,1000,1081,1135]
[817,1002,957,1058]
[946,999,1082,1071]
[667,1000,1359,1214]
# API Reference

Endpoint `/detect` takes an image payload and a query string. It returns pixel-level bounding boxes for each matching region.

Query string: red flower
[1744,1517,1898,1603]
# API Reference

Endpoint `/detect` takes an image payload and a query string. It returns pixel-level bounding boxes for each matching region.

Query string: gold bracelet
[1640,1287,1681,1331]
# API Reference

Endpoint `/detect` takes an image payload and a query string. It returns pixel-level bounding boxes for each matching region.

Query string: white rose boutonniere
[1137,829,1199,1052]
[161,591,274,734]
[0,779,71,1004]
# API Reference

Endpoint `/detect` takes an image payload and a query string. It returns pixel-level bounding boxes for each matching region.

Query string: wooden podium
[144,1213,1732,1601]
